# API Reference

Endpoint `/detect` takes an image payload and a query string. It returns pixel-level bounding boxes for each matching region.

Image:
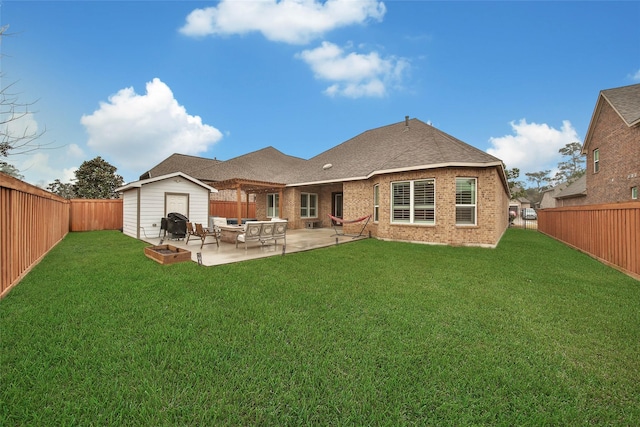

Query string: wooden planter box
[144,245,192,265]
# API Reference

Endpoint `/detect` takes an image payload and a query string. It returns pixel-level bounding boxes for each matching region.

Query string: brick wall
[357,167,509,247]
[254,167,509,247]
[585,101,640,204]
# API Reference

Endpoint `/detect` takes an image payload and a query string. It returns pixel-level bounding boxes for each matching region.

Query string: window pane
[373,185,379,221]
[267,193,279,217]
[392,182,410,222]
[414,180,434,224]
[456,179,475,204]
[309,194,317,217]
[456,206,475,224]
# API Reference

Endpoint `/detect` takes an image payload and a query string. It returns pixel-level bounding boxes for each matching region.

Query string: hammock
[328,214,371,239]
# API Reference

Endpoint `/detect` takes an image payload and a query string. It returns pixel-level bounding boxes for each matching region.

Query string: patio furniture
[219,224,244,243]
[235,220,287,250]
[328,214,371,239]
[272,220,287,246]
[236,222,264,250]
[185,222,198,244]
[194,223,220,249]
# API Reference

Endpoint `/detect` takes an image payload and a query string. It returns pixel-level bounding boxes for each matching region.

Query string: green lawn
[1,229,638,425]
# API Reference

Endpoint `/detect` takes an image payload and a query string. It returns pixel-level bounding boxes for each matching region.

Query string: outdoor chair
[185,222,199,244]
[272,220,287,246]
[235,222,264,250]
[194,223,219,249]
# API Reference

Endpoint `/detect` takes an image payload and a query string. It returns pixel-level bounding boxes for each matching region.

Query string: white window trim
[632,186,638,200]
[267,193,279,218]
[300,192,318,218]
[593,149,600,173]
[373,184,380,222]
[390,179,436,225]
[455,177,477,226]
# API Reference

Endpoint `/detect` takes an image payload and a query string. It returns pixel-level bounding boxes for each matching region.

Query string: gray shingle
[139,118,503,186]
[601,83,640,126]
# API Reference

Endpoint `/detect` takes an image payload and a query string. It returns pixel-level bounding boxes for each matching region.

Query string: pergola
[210,178,286,225]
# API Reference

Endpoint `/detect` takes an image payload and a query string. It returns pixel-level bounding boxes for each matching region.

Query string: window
[391,179,435,224]
[593,149,600,173]
[632,186,638,200]
[373,184,380,222]
[456,178,476,225]
[267,193,279,218]
[300,193,317,218]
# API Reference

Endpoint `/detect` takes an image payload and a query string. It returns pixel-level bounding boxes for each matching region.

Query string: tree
[0,160,24,179]
[505,167,526,199]
[525,170,551,192]
[73,156,124,199]
[47,179,76,199]
[553,142,585,184]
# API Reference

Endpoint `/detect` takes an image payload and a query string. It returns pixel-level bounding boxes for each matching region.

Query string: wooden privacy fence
[1,174,126,298]
[209,200,256,219]
[70,199,123,231]
[538,202,640,280]
[1,174,70,298]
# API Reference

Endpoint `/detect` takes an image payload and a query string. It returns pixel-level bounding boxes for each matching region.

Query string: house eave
[116,172,218,193]
[288,161,509,192]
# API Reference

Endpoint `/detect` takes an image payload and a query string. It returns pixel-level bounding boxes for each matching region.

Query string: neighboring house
[581,83,640,204]
[509,196,531,217]
[539,182,570,209]
[116,172,217,240]
[553,175,587,207]
[140,117,511,247]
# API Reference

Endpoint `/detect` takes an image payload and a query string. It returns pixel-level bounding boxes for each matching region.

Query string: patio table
[218,225,244,244]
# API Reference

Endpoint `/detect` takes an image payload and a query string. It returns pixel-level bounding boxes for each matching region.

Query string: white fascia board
[286,161,505,188]
[116,172,218,193]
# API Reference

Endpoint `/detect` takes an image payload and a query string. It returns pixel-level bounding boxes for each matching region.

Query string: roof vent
[323,163,333,170]
[404,115,410,131]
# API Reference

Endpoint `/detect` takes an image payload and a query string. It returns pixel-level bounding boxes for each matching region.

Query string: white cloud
[179,0,386,44]
[487,119,580,174]
[631,69,640,81]
[297,41,408,98]
[80,78,223,176]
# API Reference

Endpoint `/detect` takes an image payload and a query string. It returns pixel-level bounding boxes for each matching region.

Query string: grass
[1,229,639,425]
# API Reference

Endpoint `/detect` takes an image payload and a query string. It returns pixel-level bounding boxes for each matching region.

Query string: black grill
[161,212,188,239]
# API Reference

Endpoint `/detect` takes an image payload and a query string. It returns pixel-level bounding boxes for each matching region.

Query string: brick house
[581,83,640,204]
[141,117,511,247]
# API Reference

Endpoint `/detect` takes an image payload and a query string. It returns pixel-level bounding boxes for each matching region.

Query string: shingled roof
[139,118,506,190]
[601,83,640,127]
[140,153,220,181]
[583,83,640,152]
[291,118,503,185]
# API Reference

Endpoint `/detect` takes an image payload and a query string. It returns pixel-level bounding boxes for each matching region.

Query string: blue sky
[2,0,639,187]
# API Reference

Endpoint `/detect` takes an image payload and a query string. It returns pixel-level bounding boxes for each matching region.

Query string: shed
[116,172,217,240]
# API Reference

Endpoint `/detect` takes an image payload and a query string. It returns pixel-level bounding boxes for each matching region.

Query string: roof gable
[117,172,217,193]
[583,83,640,151]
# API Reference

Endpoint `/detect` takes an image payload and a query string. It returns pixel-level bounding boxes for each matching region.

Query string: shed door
[165,193,189,217]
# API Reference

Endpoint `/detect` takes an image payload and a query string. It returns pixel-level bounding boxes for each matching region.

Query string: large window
[267,193,279,218]
[300,193,317,218]
[593,149,600,173]
[456,178,476,225]
[391,179,435,224]
[373,184,380,222]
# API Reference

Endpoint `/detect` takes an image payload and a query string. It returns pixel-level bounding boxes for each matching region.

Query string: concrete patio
[142,226,367,266]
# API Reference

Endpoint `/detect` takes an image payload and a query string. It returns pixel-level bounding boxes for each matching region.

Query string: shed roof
[116,172,217,193]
